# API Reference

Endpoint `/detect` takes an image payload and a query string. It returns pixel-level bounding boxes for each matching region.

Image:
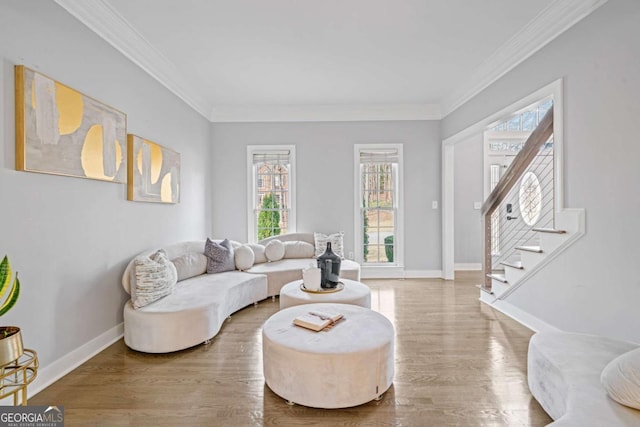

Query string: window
[354,145,403,267]
[489,98,552,132]
[519,171,542,225]
[247,146,296,243]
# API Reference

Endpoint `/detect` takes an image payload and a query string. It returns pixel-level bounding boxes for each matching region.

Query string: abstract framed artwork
[127,134,180,204]
[15,65,127,182]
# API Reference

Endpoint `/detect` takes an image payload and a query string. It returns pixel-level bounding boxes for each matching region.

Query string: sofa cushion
[131,249,177,309]
[284,241,315,259]
[265,240,285,261]
[601,347,640,410]
[171,252,207,281]
[314,231,345,259]
[235,245,255,271]
[248,243,267,264]
[204,238,235,273]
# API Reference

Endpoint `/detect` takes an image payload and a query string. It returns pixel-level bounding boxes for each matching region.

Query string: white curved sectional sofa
[250,233,360,296]
[528,332,640,426]
[122,233,360,353]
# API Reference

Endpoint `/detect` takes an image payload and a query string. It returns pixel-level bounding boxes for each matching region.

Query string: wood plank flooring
[30,272,552,426]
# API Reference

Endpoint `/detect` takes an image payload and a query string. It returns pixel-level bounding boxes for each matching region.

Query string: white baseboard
[360,268,443,279]
[404,270,443,278]
[454,263,481,271]
[480,298,560,334]
[361,266,405,279]
[28,323,124,399]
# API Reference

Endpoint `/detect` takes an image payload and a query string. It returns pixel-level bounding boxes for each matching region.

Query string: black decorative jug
[317,242,341,288]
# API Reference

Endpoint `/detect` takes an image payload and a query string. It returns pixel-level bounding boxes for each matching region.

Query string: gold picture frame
[15,65,127,182]
[127,134,180,204]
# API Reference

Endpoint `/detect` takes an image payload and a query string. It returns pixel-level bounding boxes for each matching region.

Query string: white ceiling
[54,0,606,121]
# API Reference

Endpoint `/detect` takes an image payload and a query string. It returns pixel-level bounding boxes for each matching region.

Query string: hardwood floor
[31,272,552,426]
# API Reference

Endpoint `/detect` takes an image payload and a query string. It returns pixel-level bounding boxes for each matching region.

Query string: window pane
[508,116,521,131]
[490,99,553,132]
[255,163,289,240]
[521,111,536,131]
[363,207,395,263]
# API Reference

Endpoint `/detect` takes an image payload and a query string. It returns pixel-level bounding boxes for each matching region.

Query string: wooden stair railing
[480,106,554,291]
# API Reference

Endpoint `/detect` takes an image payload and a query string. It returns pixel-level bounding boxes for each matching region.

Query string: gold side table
[0,349,38,405]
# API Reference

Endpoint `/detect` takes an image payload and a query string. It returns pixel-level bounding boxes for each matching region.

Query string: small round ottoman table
[279,279,371,309]
[262,303,394,409]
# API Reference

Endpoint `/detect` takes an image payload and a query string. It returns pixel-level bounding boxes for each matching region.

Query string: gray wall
[453,134,482,266]
[211,120,442,271]
[442,0,640,343]
[0,0,212,368]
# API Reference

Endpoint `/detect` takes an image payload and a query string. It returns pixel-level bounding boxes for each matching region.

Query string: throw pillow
[131,249,177,309]
[265,239,285,262]
[234,245,255,271]
[204,238,235,273]
[248,243,267,264]
[601,347,640,410]
[171,252,208,281]
[314,231,345,259]
[284,241,315,259]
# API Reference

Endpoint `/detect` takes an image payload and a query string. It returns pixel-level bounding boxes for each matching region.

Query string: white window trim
[353,143,404,270]
[246,145,296,243]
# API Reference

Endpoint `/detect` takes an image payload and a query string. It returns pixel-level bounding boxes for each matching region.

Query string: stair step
[500,261,523,270]
[476,284,494,295]
[516,245,543,253]
[532,228,567,234]
[486,273,508,283]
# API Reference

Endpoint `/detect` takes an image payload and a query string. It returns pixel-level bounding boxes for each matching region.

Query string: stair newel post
[482,206,495,291]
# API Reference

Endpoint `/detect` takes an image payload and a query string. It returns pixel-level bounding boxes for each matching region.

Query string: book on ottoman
[293,310,344,331]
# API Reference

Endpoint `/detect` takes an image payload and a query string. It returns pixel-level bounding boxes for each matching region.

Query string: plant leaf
[0,256,11,301]
[0,274,19,317]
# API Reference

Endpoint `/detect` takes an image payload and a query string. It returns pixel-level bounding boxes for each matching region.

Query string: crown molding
[442,0,608,117]
[54,0,212,119]
[54,0,606,123]
[210,104,442,123]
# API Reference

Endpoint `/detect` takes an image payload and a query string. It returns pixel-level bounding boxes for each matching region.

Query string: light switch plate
[474,202,482,210]
[432,201,438,209]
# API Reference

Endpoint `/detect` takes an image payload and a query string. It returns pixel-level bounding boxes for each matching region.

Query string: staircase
[478,106,586,310]
[480,208,585,304]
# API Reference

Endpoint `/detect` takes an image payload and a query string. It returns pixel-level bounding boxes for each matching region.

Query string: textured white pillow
[131,249,177,309]
[314,231,345,259]
[171,252,207,281]
[284,241,315,259]
[234,245,255,271]
[601,347,640,409]
[248,243,267,264]
[265,239,285,262]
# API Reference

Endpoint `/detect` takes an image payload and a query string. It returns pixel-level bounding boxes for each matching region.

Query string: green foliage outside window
[258,193,281,240]
[384,235,394,262]
[363,209,369,262]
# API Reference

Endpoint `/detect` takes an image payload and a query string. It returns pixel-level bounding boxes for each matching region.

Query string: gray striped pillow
[131,249,177,309]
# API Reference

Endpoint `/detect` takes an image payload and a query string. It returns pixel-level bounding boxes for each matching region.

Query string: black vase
[317,242,341,288]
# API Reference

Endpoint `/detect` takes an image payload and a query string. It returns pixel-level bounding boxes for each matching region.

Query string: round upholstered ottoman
[279,279,371,309]
[262,303,394,408]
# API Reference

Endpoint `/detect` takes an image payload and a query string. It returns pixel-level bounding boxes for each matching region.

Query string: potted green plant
[0,255,22,366]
